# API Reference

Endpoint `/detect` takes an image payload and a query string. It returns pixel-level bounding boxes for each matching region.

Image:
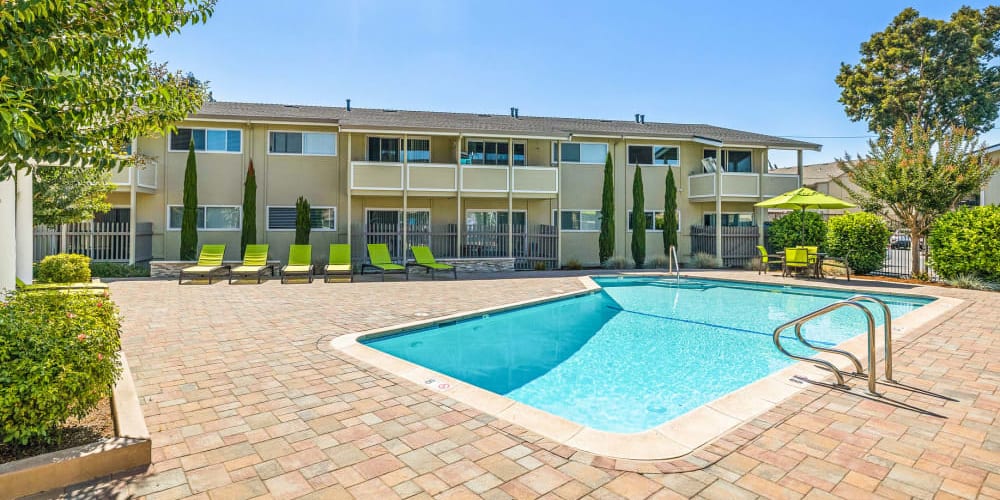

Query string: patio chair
[361,243,408,281]
[323,244,353,283]
[756,245,781,275]
[802,245,820,278]
[406,245,457,280]
[782,247,810,277]
[179,244,229,284]
[281,244,314,284]
[229,244,275,284]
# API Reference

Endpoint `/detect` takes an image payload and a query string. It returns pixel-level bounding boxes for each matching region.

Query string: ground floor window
[627,210,682,231]
[466,210,526,228]
[554,210,601,231]
[365,209,431,231]
[703,212,754,227]
[167,205,241,230]
[266,206,336,231]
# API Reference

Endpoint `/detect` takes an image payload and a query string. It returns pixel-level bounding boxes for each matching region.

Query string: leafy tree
[180,140,198,261]
[598,152,615,264]
[663,168,678,254]
[836,6,1000,133]
[295,196,311,245]
[0,1,215,180]
[835,124,998,276]
[240,160,257,255]
[32,165,114,226]
[630,166,646,268]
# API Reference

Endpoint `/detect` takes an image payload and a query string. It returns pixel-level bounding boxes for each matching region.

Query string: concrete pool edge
[330,274,964,462]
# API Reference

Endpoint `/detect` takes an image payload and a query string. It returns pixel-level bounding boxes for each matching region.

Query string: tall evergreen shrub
[631,166,646,268]
[663,167,678,253]
[295,196,311,245]
[179,140,198,260]
[598,152,615,264]
[240,160,257,255]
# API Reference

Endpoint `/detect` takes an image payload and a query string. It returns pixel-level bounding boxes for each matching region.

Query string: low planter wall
[0,353,151,498]
[434,258,515,272]
[151,260,281,279]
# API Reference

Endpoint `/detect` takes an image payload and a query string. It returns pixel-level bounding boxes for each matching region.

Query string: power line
[775,135,877,139]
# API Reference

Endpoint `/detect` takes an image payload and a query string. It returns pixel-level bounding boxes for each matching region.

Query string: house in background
[35,101,821,268]
[983,144,1000,205]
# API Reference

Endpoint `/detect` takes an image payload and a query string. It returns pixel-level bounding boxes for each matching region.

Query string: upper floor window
[467,140,526,166]
[703,149,752,173]
[552,142,607,164]
[366,137,430,163]
[627,145,679,166]
[269,131,337,156]
[703,212,754,227]
[169,128,241,153]
[554,210,601,231]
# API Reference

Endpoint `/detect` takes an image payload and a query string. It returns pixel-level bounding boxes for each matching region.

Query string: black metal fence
[873,224,933,279]
[351,223,558,270]
[690,225,760,267]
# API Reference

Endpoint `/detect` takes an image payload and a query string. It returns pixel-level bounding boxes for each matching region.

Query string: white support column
[0,175,17,291]
[346,133,352,251]
[715,147,723,260]
[15,169,33,284]
[507,138,513,259]
[555,140,562,268]
[128,166,138,265]
[456,134,463,258]
[401,135,408,260]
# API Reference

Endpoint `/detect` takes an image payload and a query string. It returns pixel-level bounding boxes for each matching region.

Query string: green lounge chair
[324,244,353,282]
[229,244,275,284]
[281,244,314,283]
[782,247,810,277]
[179,244,229,284]
[407,245,456,280]
[361,243,407,281]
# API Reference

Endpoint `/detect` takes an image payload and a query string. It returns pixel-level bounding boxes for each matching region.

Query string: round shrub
[767,211,827,252]
[826,212,891,275]
[0,291,122,445]
[928,206,1000,282]
[36,253,92,283]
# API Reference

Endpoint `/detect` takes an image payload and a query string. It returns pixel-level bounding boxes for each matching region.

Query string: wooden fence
[689,225,760,267]
[34,222,153,262]
[351,223,558,270]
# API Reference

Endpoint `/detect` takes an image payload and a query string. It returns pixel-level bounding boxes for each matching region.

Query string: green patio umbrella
[755,187,856,246]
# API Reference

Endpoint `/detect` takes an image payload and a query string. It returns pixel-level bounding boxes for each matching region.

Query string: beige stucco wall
[983,150,1000,205]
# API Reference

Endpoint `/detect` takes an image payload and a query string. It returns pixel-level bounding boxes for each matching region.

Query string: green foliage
[928,206,1000,282]
[946,274,994,291]
[663,168,678,253]
[240,160,257,255]
[602,256,632,270]
[294,196,311,245]
[647,255,670,269]
[32,165,114,226]
[598,152,615,264]
[691,252,722,269]
[836,6,1000,133]
[89,262,149,278]
[826,212,891,275]
[0,290,122,445]
[768,211,827,251]
[180,140,198,261]
[0,1,215,180]
[36,254,91,284]
[836,124,998,275]
[630,166,646,268]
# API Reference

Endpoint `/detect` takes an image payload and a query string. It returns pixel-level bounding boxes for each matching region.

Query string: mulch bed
[0,398,114,464]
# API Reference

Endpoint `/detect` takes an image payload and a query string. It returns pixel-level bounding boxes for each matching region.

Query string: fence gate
[33,222,132,262]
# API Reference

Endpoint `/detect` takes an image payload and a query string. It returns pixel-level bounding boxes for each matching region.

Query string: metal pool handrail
[846,295,894,381]
[773,299,879,395]
[668,245,680,281]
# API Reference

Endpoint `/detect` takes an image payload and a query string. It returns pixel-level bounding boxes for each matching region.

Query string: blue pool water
[363,277,933,433]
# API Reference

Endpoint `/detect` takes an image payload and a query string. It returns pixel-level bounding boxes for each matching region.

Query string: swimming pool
[362,277,933,434]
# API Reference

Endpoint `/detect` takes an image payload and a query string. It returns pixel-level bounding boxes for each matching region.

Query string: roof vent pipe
[511,107,519,118]
[346,99,351,111]
[640,114,645,124]
[635,114,640,123]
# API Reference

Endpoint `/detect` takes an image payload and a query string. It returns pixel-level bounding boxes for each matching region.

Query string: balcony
[351,161,558,196]
[460,165,508,192]
[688,172,800,201]
[407,163,457,192]
[512,167,558,195]
[110,162,158,193]
[351,161,404,191]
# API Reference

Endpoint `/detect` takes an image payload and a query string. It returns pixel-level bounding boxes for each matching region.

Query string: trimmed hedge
[826,212,891,275]
[0,290,122,445]
[928,206,1000,282]
[36,253,91,283]
[767,211,827,252]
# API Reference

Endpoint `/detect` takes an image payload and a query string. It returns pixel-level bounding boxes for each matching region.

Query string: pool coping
[330,274,964,461]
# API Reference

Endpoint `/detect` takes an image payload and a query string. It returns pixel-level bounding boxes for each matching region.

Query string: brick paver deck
[59,271,999,499]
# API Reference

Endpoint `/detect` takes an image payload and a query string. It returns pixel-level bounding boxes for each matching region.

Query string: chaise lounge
[281,244,314,283]
[406,245,456,280]
[361,243,407,281]
[229,244,275,284]
[179,244,229,284]
[324,244,353,282]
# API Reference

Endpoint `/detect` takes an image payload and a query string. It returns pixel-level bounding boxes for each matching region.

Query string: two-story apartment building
[105,101,820,268]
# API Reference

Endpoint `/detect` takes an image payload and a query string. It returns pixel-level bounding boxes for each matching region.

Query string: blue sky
[149,0,1000,168]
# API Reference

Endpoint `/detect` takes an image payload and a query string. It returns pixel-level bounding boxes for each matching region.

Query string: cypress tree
[179,139,198,260]
[295,196,311,245]
[663,167,678,253]
[598,152,615,264]
[240,160,257,255]
[631,166,646,268]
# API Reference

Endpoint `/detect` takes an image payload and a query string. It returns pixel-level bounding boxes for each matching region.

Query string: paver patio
[52,271,1000,499]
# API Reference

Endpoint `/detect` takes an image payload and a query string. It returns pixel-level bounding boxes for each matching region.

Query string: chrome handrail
[668,245,680,281]
[846,295,894,381]
[773,299,879,395]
